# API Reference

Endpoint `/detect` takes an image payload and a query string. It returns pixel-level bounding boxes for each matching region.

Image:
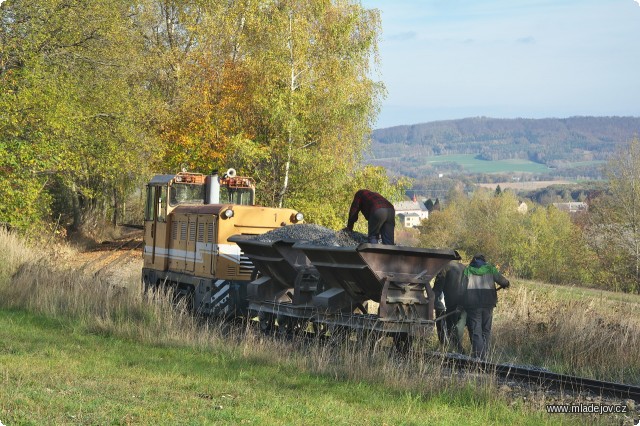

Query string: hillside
[368,116,640,179]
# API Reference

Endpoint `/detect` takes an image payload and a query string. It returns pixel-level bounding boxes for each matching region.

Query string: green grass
[516,279,640,306]
[0,309,572,426]
[426,154,551,173]
[376,153,605,174]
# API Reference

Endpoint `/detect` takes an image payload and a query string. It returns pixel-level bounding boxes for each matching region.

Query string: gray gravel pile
[254,224,333,243]
[253,224,367,247]
[310,229,368,247]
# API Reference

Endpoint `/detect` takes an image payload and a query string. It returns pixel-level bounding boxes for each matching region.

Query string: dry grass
[1,227,638,407]
[0,228,41,283]
[493,284,640,383]
[0,228,214,349]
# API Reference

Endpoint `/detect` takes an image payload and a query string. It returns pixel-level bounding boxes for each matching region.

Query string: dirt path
[61,227,144,286]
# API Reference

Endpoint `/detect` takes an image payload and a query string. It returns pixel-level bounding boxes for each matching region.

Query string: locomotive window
[169,183,206,206]
[145,187,154,220]
[219,187,254,205]
[157,187,167,222]
[145,186,167,221]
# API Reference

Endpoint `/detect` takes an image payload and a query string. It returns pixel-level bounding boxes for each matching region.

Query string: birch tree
[243,0,384,212]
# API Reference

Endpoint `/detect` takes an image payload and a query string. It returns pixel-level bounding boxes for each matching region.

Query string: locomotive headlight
[291,212,304,223]
[222,208,234,219]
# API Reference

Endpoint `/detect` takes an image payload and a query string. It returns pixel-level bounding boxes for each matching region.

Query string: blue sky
[361,0,640,129]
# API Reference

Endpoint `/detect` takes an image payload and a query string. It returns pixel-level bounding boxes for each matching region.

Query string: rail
[431,352,640,401]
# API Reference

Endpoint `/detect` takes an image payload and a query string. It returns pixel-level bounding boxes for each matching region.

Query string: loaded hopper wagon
[228,234,460,341]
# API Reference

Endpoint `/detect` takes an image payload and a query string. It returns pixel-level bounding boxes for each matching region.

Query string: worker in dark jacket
[433,261,466,353]
[463,254,510,359]
[345,189,395,245]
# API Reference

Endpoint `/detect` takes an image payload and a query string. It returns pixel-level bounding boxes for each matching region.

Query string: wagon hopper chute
[227,235,324,333]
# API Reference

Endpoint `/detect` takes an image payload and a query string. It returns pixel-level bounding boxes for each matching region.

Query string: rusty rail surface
[432,352,640,402]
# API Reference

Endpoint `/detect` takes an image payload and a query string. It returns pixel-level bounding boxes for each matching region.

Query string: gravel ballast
[253,224,368,247]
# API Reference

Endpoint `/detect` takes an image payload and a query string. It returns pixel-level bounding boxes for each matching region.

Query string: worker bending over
[344,189,395,245]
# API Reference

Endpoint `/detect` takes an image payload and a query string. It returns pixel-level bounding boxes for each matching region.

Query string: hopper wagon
[229,235,460,343]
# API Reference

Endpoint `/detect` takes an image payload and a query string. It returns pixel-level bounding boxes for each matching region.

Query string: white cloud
[635,0,640,6]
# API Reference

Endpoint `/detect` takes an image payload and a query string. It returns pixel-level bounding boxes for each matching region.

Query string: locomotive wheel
[326,325,348,346]
[173,285,194,313]
[276,315,291,338]
[311,322,327,339]
[358,329,384,351]
[142,277,154,295]
[276,315,301,339]
[258,312,275,335]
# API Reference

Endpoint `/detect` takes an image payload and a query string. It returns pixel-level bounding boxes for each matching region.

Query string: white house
[398,212,422,228]
[552,202,588,213]
[393,200,429,227]
[517,201,528,214]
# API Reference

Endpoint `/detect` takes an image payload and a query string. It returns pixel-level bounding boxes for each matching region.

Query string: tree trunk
[112,186,119,226]
[70,182,82,233]
[277,11,296,208]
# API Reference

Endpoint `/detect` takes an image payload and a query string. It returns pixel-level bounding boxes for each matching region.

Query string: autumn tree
[519,205,593,284]
[223,0,386,224]
[1,1,59,230]
[0,0,158,233]
[139,0,240,173]
[1,0,389,234]
[586,138,640,293]
[418,188,593,284]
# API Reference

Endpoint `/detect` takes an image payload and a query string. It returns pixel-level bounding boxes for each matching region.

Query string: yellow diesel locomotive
[142,168,303,316]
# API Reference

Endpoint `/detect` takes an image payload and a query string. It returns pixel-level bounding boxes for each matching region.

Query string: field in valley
[426,154,553,174]
[476,180,573,190]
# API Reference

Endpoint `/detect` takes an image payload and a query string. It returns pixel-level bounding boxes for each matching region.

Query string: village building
[552,202,588,213]
[397,212,422,228]
[393,199,429,228]
[517,201,528,214]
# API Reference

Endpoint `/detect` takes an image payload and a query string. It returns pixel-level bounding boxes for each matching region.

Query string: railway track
[97,239,143,272]
[248,319,640,403]
[431,351,640,402]
[77,235,143,278]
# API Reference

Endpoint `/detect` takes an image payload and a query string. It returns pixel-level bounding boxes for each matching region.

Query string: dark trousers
[436,308,466,353]
[367,208,395,245]
[466,307,493,359]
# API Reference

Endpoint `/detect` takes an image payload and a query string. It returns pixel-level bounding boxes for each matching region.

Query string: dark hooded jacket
[462,255,510,309]
[433,261,466,310]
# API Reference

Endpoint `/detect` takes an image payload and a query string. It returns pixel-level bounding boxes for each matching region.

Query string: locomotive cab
[142,168,303,316]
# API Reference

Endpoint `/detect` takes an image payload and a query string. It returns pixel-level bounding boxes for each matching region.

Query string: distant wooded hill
[368,117,640,178]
